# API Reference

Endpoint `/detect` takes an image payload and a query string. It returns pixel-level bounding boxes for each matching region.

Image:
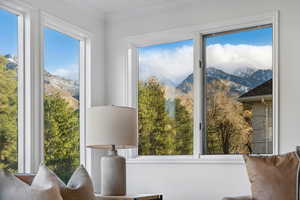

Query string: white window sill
[126,155,245,165]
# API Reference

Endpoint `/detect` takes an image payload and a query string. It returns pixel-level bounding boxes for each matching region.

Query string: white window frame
[0,1,93,173]
[126,11,279,164]
[0,0,33,173]
[40,12,92,167]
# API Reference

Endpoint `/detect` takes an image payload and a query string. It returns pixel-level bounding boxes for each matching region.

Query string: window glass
[44,27,80,182]
[0,9,19,172]
[204,26,273,154]
[138,40,194,155]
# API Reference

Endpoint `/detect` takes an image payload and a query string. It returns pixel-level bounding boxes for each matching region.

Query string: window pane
[204,26,273,154]
[138,40,194,155]
[44,28,80,182]
[0,9,18,172]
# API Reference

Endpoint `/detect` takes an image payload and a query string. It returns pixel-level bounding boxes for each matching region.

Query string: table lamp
[86,106,137,196]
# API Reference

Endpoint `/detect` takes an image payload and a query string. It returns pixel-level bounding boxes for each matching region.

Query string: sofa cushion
[244,152,300,200]
[0,167,63,200]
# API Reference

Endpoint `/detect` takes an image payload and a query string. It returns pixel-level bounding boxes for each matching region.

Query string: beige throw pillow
[38,164,96,200]
[0,166,63,200]
[244,152,300,200]
[60,165,96,200]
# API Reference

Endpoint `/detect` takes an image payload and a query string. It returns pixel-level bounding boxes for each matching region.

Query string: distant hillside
[44,71,79,109]
[5,54,79,110]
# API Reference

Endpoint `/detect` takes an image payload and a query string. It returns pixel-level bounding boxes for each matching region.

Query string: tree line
[138,77,253,155]
[0,55,79,183]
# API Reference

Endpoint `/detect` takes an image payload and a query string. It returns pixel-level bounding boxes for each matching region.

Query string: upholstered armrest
[223,196,252,200]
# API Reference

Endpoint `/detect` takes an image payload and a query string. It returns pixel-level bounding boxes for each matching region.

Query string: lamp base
[101,147,126,196]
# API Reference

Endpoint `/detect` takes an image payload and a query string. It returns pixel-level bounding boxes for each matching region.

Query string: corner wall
[104,0,300,199]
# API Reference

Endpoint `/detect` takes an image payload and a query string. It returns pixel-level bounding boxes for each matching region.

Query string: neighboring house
[238,79,273,154]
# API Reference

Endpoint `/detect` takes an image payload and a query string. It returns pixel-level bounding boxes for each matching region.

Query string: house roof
[239,79,272,98]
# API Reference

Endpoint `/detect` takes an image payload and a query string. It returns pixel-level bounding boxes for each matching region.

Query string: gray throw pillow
[0,166,63,200]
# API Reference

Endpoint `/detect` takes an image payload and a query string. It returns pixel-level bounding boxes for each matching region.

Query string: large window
[134,22,277,157]
[138,40,194,156]
[0,8,20,172]
[204,25,273,155]
[0,1,90,174]
[43,27,80,182]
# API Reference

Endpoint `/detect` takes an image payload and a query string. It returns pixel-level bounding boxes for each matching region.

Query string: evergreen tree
[0,56,18,172]
[138,78,175,155]
[44,94,80,183]
[0,55,80,181]
[174,98,193,155]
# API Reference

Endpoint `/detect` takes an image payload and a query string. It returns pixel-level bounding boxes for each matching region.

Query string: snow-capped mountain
[176,67,272,95]
[232,66,257,78]
[4,54,18,70]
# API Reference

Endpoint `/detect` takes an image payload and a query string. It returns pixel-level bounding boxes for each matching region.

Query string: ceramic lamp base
[101,148,126,196]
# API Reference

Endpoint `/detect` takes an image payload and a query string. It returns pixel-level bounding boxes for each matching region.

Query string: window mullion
[80,39,87,166]
[193,33,204,158]
[24,10,43,173]
[17,13,26,173]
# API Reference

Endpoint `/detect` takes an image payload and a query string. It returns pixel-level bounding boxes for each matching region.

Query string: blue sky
[0,9,18,55]
[0,8,79,81]
[44,28,80,81]
[140,26,272,55]
[205,27,272,46]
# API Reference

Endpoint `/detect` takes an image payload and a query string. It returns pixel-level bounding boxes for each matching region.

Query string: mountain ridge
[5,54,79,109]
[176,67,272,95]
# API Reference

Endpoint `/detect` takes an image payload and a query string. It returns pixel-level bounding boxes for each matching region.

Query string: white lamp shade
[86,106,137,149]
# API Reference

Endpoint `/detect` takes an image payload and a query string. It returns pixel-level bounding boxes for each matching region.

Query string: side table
[96,194,163,200]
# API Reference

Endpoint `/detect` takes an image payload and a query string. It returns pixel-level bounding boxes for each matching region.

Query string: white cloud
[139,45,193,85]
[140,44,272,84]
[206,44,272,73]
[50,64,79,81]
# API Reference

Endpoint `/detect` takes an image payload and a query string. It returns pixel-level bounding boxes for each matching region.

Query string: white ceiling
[63,0,189,16]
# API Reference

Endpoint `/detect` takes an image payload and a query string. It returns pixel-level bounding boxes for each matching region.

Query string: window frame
[40,12,92,167]
[0,1,30,173]
[126,11,279,163]
[201,24,275,156]
[0,1,93,173]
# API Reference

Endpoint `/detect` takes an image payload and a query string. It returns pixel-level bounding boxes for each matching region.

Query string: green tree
[138,77,175,155]
[0,55,80,181]
[0,56,18,172]
[44,94,80,183]
[174,98,193,155]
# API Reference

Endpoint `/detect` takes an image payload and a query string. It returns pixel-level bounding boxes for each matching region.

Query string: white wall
[104,0,300,199]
